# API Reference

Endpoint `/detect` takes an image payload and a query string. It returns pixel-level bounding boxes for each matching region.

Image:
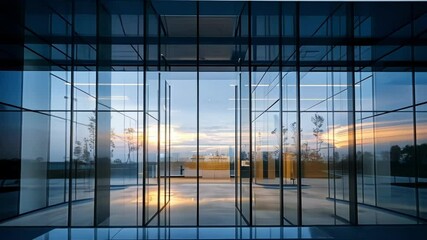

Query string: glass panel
[299,71,351,225]
[145,70,159,226]
[415,72,427,104]
[239,3,251,225]
[241,69,251,223]
[374,72,412,111]
[168,73,197,226]
[146,114,158,224]
[375,112,416,217]
[108,111,138,226]
[199,71,237,226]
[282,72,298,225]
[70,110,95,226]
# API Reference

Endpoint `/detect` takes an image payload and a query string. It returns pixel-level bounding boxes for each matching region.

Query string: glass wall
[0,0,169,227]
[0,0,427,227]
[354,2,424,224]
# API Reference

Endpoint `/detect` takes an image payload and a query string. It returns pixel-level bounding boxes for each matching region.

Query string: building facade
[0,0,427,227]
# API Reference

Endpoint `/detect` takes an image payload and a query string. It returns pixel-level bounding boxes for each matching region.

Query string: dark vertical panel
[0,109,22,221]
[346,2,358,225]
[0,0,24,73]
[68,0,76,227]
[0,0,24,221]
[95,1,111,226]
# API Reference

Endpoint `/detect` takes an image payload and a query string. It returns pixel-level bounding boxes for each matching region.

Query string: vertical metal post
[239,72,243,215]
[94,0,99,226]
[248,1,253,226]
[67,0,76,227]
[164,80,167,211]
[295,2,302,226]
[157,12,161,226]
[279,1,284,226]
[410,2,420,222]
[136,67,140,226]
[235,85,238,210]
[142,0,148,226]
[169,85,171,205]
[239,11,243,216]
[136,4,141,226]
[196,0,200,227]
[157,71,161,226]
[347,2,358,225]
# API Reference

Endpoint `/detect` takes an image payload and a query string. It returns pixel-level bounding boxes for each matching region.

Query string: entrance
[162,72,238,226]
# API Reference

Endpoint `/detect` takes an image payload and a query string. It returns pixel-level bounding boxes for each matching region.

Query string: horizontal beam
[2,59,427,71]
[3,35,426,46]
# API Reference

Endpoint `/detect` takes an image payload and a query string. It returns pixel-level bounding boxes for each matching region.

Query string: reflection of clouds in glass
[143,124,234,147]
[323,120,427,148]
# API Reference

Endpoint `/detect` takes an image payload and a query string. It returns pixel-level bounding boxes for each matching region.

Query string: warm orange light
[323,121,427,148]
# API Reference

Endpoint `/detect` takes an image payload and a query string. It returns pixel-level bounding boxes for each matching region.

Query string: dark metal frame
[295,2,303,226]
[196,0,200,227]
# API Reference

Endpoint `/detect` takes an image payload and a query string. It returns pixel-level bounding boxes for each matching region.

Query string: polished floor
[1,226,427,240]
[0,178,421,227]
[1,179,427,239]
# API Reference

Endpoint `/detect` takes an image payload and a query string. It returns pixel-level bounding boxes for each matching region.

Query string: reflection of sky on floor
[31,226,337,239]
[0,177,422,227]
[28,225,427,240]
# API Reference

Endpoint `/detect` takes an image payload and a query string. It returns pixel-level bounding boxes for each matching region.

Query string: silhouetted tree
[311,114,324,154]
[390,145,401,177]
[418,143,427,178]
[390,145,401,163]
[125,127,136,163]
[73,140,82,160]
